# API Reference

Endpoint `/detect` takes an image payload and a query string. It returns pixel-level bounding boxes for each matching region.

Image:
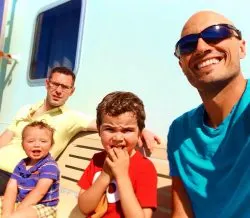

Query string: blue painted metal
[0,0,4,31]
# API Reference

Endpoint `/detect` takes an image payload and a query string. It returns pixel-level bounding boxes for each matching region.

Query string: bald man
[167,11,249,217]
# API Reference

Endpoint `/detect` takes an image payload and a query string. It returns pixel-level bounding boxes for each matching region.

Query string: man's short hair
[49,67,76,85]
[96,91,146,131]
[22,121,55,145]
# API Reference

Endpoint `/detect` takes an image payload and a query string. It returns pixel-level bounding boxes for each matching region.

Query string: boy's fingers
[107,148,118,161]
[154,135,161,144]
[112,147,123,158]
[105,157,113,166]
[122,147,129,155]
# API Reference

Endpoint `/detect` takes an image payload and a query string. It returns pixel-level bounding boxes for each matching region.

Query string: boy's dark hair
[49,67,76,85]
[96,91,146,131]
[22,121,55,146]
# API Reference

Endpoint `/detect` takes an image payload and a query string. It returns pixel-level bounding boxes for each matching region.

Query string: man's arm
[0,130,14,148]
[2,178,18,217]
[171,176,194,218]
[139,128,161,152]
[86,119,97,132]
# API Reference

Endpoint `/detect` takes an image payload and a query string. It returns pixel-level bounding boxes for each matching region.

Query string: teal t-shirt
[167,80,250,218]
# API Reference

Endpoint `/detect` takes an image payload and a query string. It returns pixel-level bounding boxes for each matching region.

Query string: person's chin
[50,100,64,107]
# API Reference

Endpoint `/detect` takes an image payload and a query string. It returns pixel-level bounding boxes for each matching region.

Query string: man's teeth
[198,58,220,69]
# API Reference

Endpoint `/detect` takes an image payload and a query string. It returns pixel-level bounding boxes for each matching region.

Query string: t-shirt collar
[17,154,51,178]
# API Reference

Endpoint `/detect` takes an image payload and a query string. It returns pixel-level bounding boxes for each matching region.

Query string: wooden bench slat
[70,146,102,159]
[60,179,80,194]
[157,176,171,188]
[64,158,90,170]
[61,167,83,182]
[57,131,171,218]
[70,136,103,148]
[149,158,169,175]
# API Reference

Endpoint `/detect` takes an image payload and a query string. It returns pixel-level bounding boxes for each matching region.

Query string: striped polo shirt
[11,153,60,206]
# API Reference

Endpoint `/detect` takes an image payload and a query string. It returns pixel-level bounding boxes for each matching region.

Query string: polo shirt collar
[29,100,67,115]
[17,154,51,178]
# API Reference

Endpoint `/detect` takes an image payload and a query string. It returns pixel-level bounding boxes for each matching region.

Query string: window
[29,0,84,80]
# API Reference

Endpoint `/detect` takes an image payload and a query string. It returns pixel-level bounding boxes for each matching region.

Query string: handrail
[0,50,17,64]
[0,50,11,59]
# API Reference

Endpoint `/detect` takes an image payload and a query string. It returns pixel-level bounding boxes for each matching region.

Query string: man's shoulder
[17,101,43,113]
[18,103,33,112]
[61,108,92,120]
[170,104,203,128]
[14,103,35,118]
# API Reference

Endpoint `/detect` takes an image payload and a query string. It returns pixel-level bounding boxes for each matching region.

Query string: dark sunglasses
[174,24,242,58]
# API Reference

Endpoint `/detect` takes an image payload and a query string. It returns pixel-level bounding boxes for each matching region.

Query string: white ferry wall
[1,0,250,138]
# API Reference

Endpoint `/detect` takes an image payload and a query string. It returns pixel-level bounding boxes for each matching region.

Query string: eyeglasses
[48,80,73,92]
[174,24,242,58]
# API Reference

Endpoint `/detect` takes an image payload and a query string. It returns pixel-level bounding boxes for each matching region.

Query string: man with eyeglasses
[167,11,249,217]
[0,66,160,195]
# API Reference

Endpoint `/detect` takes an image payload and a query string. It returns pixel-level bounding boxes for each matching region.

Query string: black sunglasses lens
[175,25,234,57]
[202,25,232,43]
[176,35,198,56]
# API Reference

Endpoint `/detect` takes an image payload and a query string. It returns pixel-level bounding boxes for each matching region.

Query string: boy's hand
[106,147,130,179]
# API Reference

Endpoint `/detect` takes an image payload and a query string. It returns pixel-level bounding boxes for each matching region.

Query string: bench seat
[57,132,172,218]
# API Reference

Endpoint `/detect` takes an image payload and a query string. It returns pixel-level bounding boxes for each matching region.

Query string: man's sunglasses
[174,24,242,58]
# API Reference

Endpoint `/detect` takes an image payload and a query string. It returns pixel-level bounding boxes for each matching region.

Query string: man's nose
[55,85,63,93]
[195,38,212,54]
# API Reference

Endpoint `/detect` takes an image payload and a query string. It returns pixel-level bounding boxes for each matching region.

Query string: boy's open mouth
[32,150,41,156]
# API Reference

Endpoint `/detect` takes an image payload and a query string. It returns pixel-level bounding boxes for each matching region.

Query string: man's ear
[179,59,183,68]
[69,87,75,96]
[239,39,246,59]
[45,79,50,90]
[178,59,187,75]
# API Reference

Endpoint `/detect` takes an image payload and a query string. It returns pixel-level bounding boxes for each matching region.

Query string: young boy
[0,121,60,218]
[78,91,157,218]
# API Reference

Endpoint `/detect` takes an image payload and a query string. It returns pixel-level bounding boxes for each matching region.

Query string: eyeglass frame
[174,23,242,58]
[48,80,73,92]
